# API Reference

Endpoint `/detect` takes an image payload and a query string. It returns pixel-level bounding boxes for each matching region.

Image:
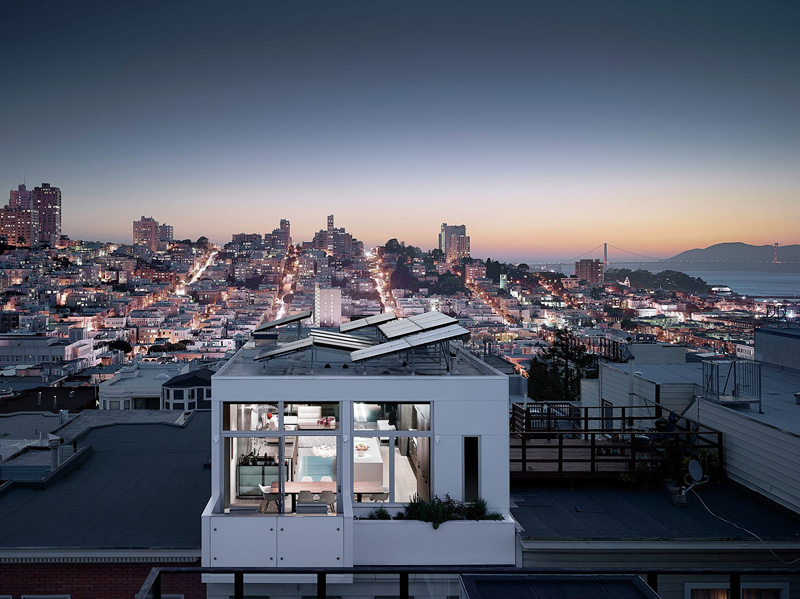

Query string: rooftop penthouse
[204,311,516,598]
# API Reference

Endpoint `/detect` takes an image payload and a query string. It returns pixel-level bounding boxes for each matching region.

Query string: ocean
[643,269,800,298]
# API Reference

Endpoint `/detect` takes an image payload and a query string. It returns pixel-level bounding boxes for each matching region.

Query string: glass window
[223,403,279,431]
[352,402,430,432]
[464,437,479,503]
[172,402,184,411]
[394,436,430,503]
[174,389,184,400]
[109,400,120,410]
[285,402,339,431]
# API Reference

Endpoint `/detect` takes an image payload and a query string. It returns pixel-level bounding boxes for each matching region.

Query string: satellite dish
[688,459,704,483]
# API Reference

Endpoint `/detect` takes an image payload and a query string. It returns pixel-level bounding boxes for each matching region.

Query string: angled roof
[162,368,214,389]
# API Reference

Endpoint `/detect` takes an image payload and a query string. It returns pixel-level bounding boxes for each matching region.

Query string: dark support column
[317,572,327,599]
[730,572,741,599]
[647,573,658,592]
[234,572,244,599]
[400,572,409,599]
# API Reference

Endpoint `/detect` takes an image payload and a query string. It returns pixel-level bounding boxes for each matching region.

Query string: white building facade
[202,317,515,598]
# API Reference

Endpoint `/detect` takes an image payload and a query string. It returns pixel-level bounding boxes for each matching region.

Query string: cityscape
[1,2,800,599]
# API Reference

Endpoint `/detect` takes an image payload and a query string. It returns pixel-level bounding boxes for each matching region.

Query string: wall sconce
[435,435,440,444]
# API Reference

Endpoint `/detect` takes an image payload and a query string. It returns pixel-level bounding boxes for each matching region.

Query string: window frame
[684,582,790,599]
[350,401,433,505]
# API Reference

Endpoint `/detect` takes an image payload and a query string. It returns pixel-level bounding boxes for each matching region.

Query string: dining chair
[301,476,314,482]
[298,490,314,503]
[320,475,333,483]
[319,490,336,513]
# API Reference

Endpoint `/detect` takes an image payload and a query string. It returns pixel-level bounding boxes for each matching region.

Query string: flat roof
[0,411,210,551]
[606,361,800,435]
[511,480,800,542]
[217,336,499,378]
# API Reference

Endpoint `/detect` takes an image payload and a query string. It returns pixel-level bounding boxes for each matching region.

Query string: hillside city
[0,184,794,396]
[2,184,800,599]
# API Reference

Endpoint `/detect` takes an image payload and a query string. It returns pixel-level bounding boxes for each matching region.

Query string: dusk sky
[1,1,798,262]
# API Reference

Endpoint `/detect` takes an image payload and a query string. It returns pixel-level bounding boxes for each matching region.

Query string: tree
[108,339,132,354]
[527,329,596,402]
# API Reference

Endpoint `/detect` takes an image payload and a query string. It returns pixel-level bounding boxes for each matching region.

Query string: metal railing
[510,403,723,478]
[136,565,799,599]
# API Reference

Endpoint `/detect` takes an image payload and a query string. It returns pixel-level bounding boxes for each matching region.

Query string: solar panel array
[350,324,469,362]
[254,329,376,361]
[377,311,457,340]
[254,310,312,332]
[339,312,397,333]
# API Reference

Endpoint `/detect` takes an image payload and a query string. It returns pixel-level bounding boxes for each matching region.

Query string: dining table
[270,481,385,512]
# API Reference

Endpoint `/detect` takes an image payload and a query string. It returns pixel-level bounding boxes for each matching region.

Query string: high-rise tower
[33,183,61,247]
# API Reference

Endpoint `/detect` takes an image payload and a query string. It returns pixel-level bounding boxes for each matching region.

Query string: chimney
[49,438,59,471]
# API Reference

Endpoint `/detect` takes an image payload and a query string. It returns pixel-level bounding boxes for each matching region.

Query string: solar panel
[253,337,313,361]
[350,338,412,362]
[378,319,423,339]
[378,311,457,339]
[410,311,456,329]
[405,324,470,348]
[254,310,312,332]
[339,312,397,332]
[351,322,469,363]
[314,337,375,351]
[309,329,374,346]
[309,330,375,349]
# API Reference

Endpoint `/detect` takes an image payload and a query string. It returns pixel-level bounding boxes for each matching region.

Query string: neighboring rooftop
[606,360,800,436]
[0,411,210,552]
[0,386,97,414]
[511,480,800,542]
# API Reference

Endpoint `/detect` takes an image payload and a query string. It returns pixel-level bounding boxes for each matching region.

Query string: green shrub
[403,494,504,530]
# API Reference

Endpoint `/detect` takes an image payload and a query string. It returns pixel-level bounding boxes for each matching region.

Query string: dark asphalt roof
[163,368,214,389]
[511,480,800,542]
[0,386,97,414]
[0,411,210,550]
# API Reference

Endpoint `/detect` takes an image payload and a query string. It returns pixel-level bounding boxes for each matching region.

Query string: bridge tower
[774,242,779,270]
[603,242,608,269]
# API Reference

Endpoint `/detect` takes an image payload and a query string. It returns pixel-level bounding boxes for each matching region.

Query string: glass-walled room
[352,402,431,504]
[220,400,432,514]
[223,402,340,515]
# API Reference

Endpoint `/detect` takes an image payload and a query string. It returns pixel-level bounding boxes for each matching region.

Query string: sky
[1,0,798,262]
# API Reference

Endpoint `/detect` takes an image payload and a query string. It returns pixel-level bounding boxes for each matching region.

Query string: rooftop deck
[510,403,723,480]
[216,336,498,378]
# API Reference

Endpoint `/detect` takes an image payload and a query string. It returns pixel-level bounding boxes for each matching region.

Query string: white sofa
[296,405,336,430]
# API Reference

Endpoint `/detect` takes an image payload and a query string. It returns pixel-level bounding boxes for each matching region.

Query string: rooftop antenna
[672,459,709,506]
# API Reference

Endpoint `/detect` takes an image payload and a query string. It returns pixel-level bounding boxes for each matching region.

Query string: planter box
[352,516,516,566]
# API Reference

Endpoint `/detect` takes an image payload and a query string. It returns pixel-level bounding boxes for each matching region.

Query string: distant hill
[661,242,800,272]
